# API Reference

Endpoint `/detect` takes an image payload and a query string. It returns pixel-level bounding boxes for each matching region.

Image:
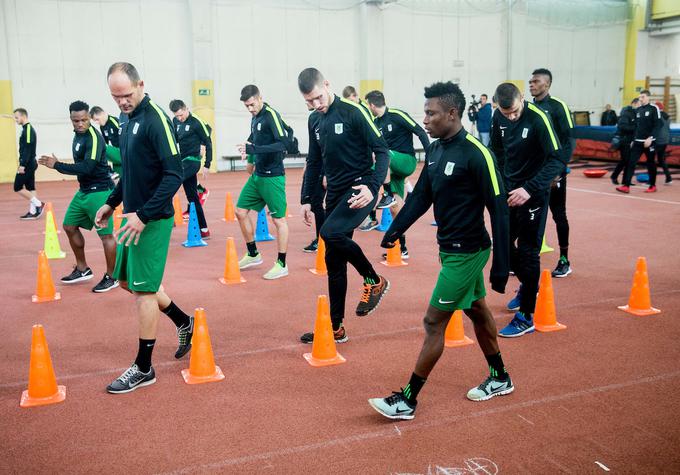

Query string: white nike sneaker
[368,390,416,420]
[238,252,263,269]
[263,261,288,280]
[466,375,514,401]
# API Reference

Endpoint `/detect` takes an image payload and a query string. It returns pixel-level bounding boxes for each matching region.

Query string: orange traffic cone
[222,192,236,222]
[303,295,346,367]
[173,194,184,226]
[181,308,225,384]
[618,257,661,316]
[219,237,246,284]
[308,237,327,275]
[20,324,66,407]
[113,204,123,231]
[445,310,474,347]
[534,269,567,332]
[32,251,61,303]
[286,206,294,218]
[380,241,408,267]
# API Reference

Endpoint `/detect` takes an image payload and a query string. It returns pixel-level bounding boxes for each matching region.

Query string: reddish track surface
[1,166,679,474]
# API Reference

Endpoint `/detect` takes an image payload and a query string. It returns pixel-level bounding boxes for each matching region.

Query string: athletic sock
[30,197,41,208]
[403,373,427,404]
[29,202,36,214]
[363,269,380,285]
[383,182,393,197]
[161,301,191,328]
[399,235,407,251]
[370,210,377,221]
[559,248,569,261]
[134,339,156,373]
[485,352,509,380]
[277,252,286,267]
[246,241,258,257]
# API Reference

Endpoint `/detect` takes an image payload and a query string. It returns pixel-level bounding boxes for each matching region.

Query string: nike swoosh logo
[490,383,507,391]
[500,126,507,129]
[438,298,455,304]
[133,281,147,286]
[394,407,410,414]
[428,161,435,165]
[529,207,540,213]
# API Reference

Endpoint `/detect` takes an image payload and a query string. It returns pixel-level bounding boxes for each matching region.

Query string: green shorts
[105,145,122,175]
[63,189,113,235]
[236,174,287,219]
[113,217,173,293]
[430,247,490,312]
[389,151,417,198]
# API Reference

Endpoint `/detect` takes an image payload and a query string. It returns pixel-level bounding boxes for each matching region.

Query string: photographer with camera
[476,94,493,146]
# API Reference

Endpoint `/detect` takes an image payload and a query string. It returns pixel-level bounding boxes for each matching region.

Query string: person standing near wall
[653,102,673,185]
[611,98,639,185]
[89,106,122,179]
[13,108,44,220]
[476,94,493,147]
[601,104,618,126]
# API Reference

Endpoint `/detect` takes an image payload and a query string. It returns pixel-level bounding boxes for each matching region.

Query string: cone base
[219,276,246,285]
[303,352,346,367]
[46,252,66,259]
[181,366,225,384]
[380,260,408,267]
[308,268,327,275]
[32,292,61,303]
[445,336,474,348]
[617,305,661,316]
[221,217,237,222]
[20,385,66,408]
[182,240,208,247]
[540,246,554,254]
[535,322,567,332]
[255,235,275,242]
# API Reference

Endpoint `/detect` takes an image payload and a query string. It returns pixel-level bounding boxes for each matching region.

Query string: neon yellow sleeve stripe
[551,97,573,129]
[389,109,416,127]
[109,116,119,128]
[341,97,381,136]
[265,107,284,137]
[465,134,500,196]
[26,124,31,144]
[88,127,98,160]
[194,115,211,137]
[149,101,178,156]
[527,103,559,150]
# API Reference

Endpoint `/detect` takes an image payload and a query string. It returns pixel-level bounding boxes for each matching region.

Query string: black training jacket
[54,126,113,193]
[374,107,430,155]
[245,103,288,177]
[634,103,661,142]
[18,123,37,168]
[532,94,573,164]
[173,113,213,168]
[100,115,120,148]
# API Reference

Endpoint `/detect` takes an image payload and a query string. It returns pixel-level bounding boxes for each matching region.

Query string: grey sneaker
[466,375,514,401]
[368,390,417,420]
[359,219,379,232]
[106,364,156,394]
[175,316,194,359]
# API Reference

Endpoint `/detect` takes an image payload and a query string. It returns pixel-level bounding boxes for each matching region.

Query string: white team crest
[387,124,393,132]
[185,124,190,131]
[335,123,343,134]
[75,143,81,151]
[257,123,262,131]
[315,132,320,141]
[645,111,649,116]
[444,161,455,176]
[522,127,528,138]
[104,130,109,136]
[133,122,140,134]
[176,124,180,131]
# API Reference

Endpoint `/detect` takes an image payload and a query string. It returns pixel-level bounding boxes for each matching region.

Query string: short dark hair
[481,94,488,100]
[640,89,651,96]
[364,90,385,107]
[423,81,465,118]
[13,108,27,117]
[169,99,186,112]
[493,83,522,109]
[107,62,141,84]
[532,68,553,83]
[69,100,89,114]
[89,106,104,117]
[342,85,357,98]
[298,68,325,94]
[631,98,640,104]
[240,85,260,102]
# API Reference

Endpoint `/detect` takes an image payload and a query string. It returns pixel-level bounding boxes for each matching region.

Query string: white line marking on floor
[595,461,610,471]
[394,425,401,436]
[518,414,535,425]
[570,187,680,205]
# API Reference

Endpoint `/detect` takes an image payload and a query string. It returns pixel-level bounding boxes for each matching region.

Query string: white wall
[639,32,680,78]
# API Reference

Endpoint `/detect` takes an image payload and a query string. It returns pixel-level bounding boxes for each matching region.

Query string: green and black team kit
[237,103,289,218]
[105,95,183,292]
[623,102,661,187]
[99,115,122,175]
[533,94,573,261]
[383,129,509,311]
[301,95,389,326]
[55,125,114,235]
[173,113,212,229]
[14,122,37,192]
[490,101,563,316]
[374,107,430,197]
[301,110,326,237]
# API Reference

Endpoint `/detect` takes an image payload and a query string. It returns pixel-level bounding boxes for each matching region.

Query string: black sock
[363,268,380,285]
[161,301,191,328]
[383,182,393,197]
[246,241,258,257]
[399,235,407,251]
[277,252,286,267]
[485,352,509,380]
[134,338,156,373]
[370,210,377,221]
[403,373,426,404]
[331,319,342,332]
[560,247,569,260]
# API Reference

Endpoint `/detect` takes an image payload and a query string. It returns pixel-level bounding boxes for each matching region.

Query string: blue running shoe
[499,312,535,338]
[506,286,522,311]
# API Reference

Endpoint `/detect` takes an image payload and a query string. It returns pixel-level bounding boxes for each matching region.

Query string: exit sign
[198,88,211,96]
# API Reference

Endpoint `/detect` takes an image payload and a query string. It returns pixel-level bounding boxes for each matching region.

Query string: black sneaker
[382,249,409,260]
[610,177,619,185]
[61,266,94,284]
[551,257,572,278]
[106,364,156,394]
[33,202,45,219]
[300,325,348,344]
[92,273,119,293]
[356,275,390,317]
[303,238,318,253]
[175,316,194,359]
[377,194,397,209]
[19,211,35,220]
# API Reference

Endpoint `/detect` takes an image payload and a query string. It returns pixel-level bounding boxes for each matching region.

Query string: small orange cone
[173,194,184,226]
[219,237,246,284]
[182,308,225,384]
[286,206,294,218]
[113,204,123,231]
[303,295,346,367]
[618,257,661,316]
[32,251,61,303]
[380,241,408,267]
[20,324,66,407]
[445,310,474,347]
[534,269,567,332]
[308,237,327,275]
[222,192,236,222]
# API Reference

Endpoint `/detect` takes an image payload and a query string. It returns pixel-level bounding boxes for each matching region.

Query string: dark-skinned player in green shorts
[369,82,512,420]
[96,62,197,394]
[38,100,118,293]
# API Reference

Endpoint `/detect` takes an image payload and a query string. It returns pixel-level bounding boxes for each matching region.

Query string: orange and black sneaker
[356,275,390,317]
[300,325,348,344]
